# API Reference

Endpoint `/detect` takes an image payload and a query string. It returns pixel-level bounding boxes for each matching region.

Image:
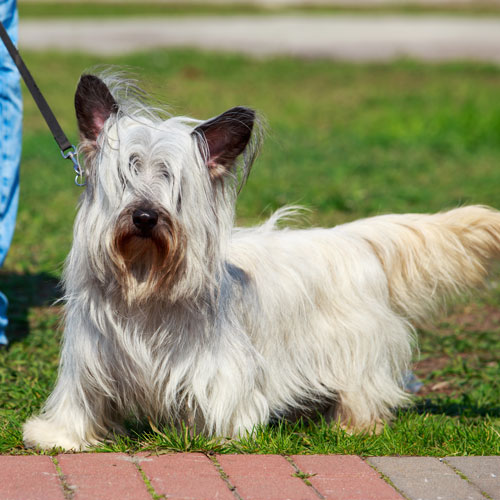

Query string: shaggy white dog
[23,73,500,451]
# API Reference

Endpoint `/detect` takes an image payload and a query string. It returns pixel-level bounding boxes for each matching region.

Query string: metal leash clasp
[62,145,86,187]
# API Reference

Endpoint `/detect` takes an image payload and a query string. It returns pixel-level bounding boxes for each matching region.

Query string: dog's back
[232,205,500,322]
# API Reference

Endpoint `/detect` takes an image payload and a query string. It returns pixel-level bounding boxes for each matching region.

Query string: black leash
[0,20,85,186]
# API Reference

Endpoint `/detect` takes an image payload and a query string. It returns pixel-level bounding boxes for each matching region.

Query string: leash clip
[62,146,86,187]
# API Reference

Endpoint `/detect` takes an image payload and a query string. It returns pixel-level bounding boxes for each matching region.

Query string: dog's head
[73,73,259,304]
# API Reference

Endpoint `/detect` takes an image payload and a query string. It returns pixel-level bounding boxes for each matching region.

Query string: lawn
[18,1,500,17]
[1,48,499,455]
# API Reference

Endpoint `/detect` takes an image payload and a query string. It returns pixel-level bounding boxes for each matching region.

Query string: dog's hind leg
[320,206,500,433]
[322,369,410,434]
[327,387,402,435]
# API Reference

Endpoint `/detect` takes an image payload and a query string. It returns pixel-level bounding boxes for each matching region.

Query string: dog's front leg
[23,379,106,451]
[193,347,270,438]
[23,317,120,451]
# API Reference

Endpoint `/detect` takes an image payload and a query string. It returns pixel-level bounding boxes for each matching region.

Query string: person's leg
[0,0,23,346]
[0,292,8,346]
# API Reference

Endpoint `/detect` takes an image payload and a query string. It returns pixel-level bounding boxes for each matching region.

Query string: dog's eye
[161,163,171,181]
[129,154,140,175]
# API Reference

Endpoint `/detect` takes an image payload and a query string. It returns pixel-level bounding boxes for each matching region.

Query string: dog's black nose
[133,209,158,233]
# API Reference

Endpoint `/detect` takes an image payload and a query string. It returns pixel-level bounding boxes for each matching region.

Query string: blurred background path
[17,0,500,62]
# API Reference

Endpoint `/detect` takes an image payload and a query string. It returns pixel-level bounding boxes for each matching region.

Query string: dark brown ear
[75,74,118,143]
[193,106,255,178]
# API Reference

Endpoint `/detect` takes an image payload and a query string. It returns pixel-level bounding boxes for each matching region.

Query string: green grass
[1,49,499,455]
[18,0,500,18]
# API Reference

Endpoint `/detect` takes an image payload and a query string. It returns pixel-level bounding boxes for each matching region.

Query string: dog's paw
[336,418,387,436]
[23,417,92,451]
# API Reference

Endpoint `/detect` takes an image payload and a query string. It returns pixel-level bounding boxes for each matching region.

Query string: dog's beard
[110,209,186,304]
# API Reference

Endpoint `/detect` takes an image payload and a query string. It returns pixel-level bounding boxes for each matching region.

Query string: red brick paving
[0,455,64,500]
[2,454,498,500]
[218,454,318,499]
[57,452,150,500]
[138,452,234,500]
[293,455,404,500]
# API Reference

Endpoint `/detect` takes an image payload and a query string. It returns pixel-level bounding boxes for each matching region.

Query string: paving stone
[368,457,487,500]
[446,456,500,500]
[292,454,404,500]
[3,453,497,500]
[138,452,234,500]
[0,455,64,500]
[57,452,150,500]
[218,454,318,499]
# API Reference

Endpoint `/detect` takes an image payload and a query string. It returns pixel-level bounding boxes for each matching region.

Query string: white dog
[23,73,500,451]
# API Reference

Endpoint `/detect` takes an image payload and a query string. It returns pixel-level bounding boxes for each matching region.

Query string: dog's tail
[348,205,500,322]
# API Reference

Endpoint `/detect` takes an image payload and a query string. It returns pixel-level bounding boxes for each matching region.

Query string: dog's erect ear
[193,106,255,178]
[75,74,118,143]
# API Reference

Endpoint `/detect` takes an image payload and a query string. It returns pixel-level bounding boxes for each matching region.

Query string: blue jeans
[0,0,22,345]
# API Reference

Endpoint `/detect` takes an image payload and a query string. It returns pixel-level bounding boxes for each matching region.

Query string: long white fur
[23,76,500,450]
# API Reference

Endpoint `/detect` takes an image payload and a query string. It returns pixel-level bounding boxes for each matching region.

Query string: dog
[23,72,500,451]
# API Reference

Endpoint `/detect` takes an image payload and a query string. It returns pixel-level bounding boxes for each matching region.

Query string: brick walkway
[0,453,498,500]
